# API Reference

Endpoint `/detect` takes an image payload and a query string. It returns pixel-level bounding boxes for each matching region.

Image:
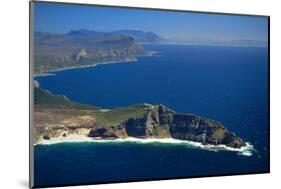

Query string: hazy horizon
[34,2,268,43]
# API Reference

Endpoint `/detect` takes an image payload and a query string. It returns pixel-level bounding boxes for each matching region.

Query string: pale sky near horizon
[34,2,268,42]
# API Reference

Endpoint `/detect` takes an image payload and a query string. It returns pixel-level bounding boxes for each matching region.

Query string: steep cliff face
[123,105,173,138]
[122,105,245,148]
[170,114,245,148]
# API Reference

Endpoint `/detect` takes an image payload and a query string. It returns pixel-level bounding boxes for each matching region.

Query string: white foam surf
[34,135,254,156]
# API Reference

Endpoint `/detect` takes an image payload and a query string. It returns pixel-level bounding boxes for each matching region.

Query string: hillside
[34,31,152,74]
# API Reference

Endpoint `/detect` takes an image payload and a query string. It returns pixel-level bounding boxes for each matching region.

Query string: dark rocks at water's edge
[81,104,245,148]
[120,105,246,148]
[88,125,127,140]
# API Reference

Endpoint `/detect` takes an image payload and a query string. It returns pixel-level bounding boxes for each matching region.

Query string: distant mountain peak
[110,29,163,43]
[66,29,106,37]
[36,29,163,44]
[64,29,163,43]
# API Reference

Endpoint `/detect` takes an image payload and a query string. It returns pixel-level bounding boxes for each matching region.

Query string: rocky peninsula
[34,30,153,75]
[34,87,246,149]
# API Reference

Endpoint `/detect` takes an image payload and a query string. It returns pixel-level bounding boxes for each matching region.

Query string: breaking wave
[35,135,254,156]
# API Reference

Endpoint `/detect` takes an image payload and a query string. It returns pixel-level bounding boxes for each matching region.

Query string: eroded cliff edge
[34,87,246,149]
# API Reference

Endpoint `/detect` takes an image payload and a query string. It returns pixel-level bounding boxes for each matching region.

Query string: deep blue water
[34,45,269,187]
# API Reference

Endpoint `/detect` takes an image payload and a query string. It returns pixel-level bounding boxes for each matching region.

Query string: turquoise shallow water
[35,44,269,187]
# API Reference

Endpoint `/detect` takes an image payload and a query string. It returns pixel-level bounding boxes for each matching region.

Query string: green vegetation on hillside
[34,87,148,126]
[92,105,149,126]
[34,87,97,110]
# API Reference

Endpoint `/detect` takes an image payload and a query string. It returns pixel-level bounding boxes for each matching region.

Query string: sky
[34,2,268,42]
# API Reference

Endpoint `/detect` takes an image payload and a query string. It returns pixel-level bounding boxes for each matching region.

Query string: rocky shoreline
[34,134,253,155]
[34,87,247,149]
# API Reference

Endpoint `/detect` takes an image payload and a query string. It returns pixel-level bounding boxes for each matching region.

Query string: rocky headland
[34,87,246,149]
[34,30,154,75]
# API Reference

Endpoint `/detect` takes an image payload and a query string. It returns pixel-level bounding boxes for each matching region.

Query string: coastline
[33,49,254,157]
[34,135,254,156]
[34,51,157,77]
[34,58,137,77]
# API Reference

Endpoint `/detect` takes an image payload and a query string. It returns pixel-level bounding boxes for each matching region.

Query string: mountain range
[64,29,164,43]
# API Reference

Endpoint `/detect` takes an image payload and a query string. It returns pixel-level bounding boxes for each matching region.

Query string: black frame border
[29,1,270,188]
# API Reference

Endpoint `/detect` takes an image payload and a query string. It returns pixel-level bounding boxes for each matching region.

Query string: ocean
[34,44,269,187]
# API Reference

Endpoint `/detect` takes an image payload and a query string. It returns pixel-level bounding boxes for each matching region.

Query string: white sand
[35,135,94,145]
